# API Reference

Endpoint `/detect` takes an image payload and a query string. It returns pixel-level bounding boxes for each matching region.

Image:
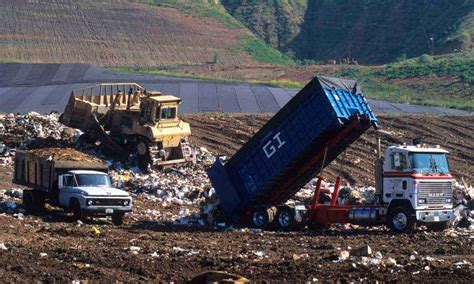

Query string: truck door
[58,174,74,208]
[384,152,410,201]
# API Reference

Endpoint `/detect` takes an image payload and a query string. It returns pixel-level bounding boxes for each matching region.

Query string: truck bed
[13,148,107,191]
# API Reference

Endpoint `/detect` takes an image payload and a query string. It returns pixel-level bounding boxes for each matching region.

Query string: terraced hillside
[0,0,285,67]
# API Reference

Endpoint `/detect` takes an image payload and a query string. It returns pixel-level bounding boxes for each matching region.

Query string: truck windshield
[75,174,111,187]
[408,153,449,174]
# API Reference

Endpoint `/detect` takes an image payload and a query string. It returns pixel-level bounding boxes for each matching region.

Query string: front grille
[88,199,127,206]
[418,181,452,205]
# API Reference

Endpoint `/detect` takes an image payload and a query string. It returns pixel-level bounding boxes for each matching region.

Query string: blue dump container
[207,76,378,219]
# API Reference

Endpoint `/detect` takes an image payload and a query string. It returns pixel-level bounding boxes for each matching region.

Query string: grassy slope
[336,53,474,110]
[139,0,293,65]
[222,0,474,64]
[221,0,307,52]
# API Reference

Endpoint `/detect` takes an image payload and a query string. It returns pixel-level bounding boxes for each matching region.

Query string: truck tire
[427,222,449,232]
[275,205,296,231]
[388,206,415,234]
[22,190,33,213]
[70,199,84,222]
[112,213,125,226]
[136,139,151,172]
[247,207,275,230]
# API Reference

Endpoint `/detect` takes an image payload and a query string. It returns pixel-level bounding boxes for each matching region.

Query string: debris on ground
[0,112,472,281]
[189,271,250,284]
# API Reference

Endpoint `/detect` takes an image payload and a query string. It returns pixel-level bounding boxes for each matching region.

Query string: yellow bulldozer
[59,83,192,170]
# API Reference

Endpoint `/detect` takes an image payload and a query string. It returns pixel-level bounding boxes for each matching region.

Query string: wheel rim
[252,211,266,227]
[137,142,148,155]
[278,211,291,228]
[393,212,408,230]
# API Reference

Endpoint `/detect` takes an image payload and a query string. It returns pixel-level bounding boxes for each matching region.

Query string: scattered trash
[40,253,48,257]
[0,243,7,250]
[128,246,141,255]
[254,251,265,258]
[189,271,249,284]
[384,258,397,267]
[338,250,350,261]
[292,253,310,262]
[351,245,372,256]
[90,226,100,236]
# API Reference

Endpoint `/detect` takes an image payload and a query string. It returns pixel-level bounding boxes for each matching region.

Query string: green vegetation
[139,1,293,65]
[222,0,474,64]
[221,0,307,51]
[139,0,244,29]
[335,53,474,111]
[378,53,474,84]
[233,35,294,65]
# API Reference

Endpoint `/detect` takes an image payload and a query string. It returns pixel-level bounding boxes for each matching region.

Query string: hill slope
[222,0,474,64]
[0,0,289,67]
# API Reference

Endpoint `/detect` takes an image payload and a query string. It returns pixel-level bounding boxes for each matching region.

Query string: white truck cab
[58,170,132,225]
[381,144,454,231]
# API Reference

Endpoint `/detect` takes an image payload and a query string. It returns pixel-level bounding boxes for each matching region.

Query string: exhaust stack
[374,135,383,204]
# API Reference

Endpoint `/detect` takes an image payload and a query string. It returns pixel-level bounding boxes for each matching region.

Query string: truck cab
[382,144,454,232]
[57,170,132,225]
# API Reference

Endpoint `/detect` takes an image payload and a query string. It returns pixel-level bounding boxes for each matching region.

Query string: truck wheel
[22,190,33,213]
[136,139,151,172]
[276,206,295,231]
[70,199,84,222]
[248,207,275,230]
[112,213,124,226]
[388,206,415,233]
[427,222,448,232]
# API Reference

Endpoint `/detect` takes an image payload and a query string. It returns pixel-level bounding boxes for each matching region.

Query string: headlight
[123,200,130,206]
[87,200,93,206]
[445,198,452,203]
[418,199,426,204]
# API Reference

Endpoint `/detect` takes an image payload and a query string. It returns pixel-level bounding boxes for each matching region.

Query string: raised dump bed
[208,76,378,222]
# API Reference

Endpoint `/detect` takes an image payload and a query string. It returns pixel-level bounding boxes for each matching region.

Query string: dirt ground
[0,114,473,282]
[185,114,474,185]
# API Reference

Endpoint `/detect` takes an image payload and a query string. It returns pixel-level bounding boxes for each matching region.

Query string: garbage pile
[293,179,376,205]
[0,112,78,151]
[451,178,474,229]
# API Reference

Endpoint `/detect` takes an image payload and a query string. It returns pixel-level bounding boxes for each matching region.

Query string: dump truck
[208,76,454,233]
[59,83,192,170]
[13,148,132,225]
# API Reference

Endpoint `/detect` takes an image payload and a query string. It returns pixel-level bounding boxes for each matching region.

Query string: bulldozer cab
[139,93,181,125]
